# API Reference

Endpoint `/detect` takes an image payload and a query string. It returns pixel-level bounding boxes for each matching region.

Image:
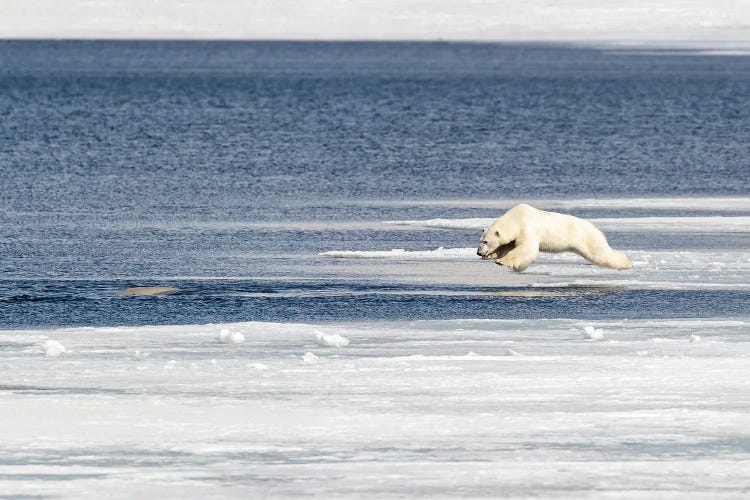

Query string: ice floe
[321,246,476,259]
[368,197,750,212]
[2,317,750,497]
[314,331,350,347]
[302,352,319,363]
[384,216,750,233]
[41,340,66,358]
[218,328,245,344]
[581,325,605,340]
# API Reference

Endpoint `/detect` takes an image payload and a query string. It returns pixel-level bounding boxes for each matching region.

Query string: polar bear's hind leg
[601,250,633,270]
[575,236,632,270]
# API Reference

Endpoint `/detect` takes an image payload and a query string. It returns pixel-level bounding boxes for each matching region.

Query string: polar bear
[476,204,632,272]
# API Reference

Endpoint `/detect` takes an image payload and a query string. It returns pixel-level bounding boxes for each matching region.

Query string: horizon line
[1,37,749,47]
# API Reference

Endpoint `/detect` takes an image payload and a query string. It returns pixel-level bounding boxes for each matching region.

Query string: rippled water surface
[1,41,748,326]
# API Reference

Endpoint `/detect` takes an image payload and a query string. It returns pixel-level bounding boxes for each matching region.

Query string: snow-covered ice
[320,246,750,290]
[3,318,750,497]
[321,246,475,259]
[41,340,66,358]
[582,325,605,340]
[314,330,350,347]
[218,328,245,344]
[302,351,320,363]
[384,216,750,233]
[377,196,750,212]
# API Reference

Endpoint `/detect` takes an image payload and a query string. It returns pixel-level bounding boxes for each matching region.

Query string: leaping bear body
[476,204,632,272]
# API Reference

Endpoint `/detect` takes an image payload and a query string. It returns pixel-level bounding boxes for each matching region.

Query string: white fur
[476,204,632,272]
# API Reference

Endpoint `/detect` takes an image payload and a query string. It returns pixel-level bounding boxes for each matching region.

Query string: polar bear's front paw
[497,255,528,272]
[496,256,516,270]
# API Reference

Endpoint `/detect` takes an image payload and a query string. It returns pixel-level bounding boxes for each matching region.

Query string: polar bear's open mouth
[483,240,516,260]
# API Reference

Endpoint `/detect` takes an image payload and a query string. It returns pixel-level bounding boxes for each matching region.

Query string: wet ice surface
[2,318,750,498]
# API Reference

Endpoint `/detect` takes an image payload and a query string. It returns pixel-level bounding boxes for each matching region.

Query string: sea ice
[218,328,245,344]
[132,349,151,359]
[383,216,750,233]
[3,317,750,497]
[582,325,605,340]
[314,330,350,347]
[302,352,319,363]
[41,340,66,358]
[320,247,475,260]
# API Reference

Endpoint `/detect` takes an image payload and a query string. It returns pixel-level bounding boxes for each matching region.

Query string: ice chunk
[314,331,350,347]
[505,349,522,356]
[218,328,245,344]
[581,325,605,340]
[227,332,245,344]
[42,340,66,358]
[302,352,319,364]
[689,334,701,343]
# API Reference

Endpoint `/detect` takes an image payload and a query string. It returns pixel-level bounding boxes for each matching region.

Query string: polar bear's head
[477,223,516,260]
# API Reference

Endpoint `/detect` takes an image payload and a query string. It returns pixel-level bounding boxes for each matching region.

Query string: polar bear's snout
[477,238,492,259]
[477,242,487,257]
[479,240,517,261]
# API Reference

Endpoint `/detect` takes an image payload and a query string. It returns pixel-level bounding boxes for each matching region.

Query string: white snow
[314,331,350,347]
[302,351,319,363]
[132,349,151,359]
[321,246,476,259]
[218,328,245,344]
[3,318,750,497]
[377,196,750,212]
[41,340,66,358]
[384,218,495,230]
[582,325,605,340]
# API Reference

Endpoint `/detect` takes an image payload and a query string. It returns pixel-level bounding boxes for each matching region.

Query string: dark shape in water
[118,287,180,296]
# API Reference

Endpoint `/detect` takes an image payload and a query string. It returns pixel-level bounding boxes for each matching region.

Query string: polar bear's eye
[495,230,500,237]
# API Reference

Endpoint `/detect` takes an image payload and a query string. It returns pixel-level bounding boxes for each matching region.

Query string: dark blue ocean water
[1,41,749,328]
